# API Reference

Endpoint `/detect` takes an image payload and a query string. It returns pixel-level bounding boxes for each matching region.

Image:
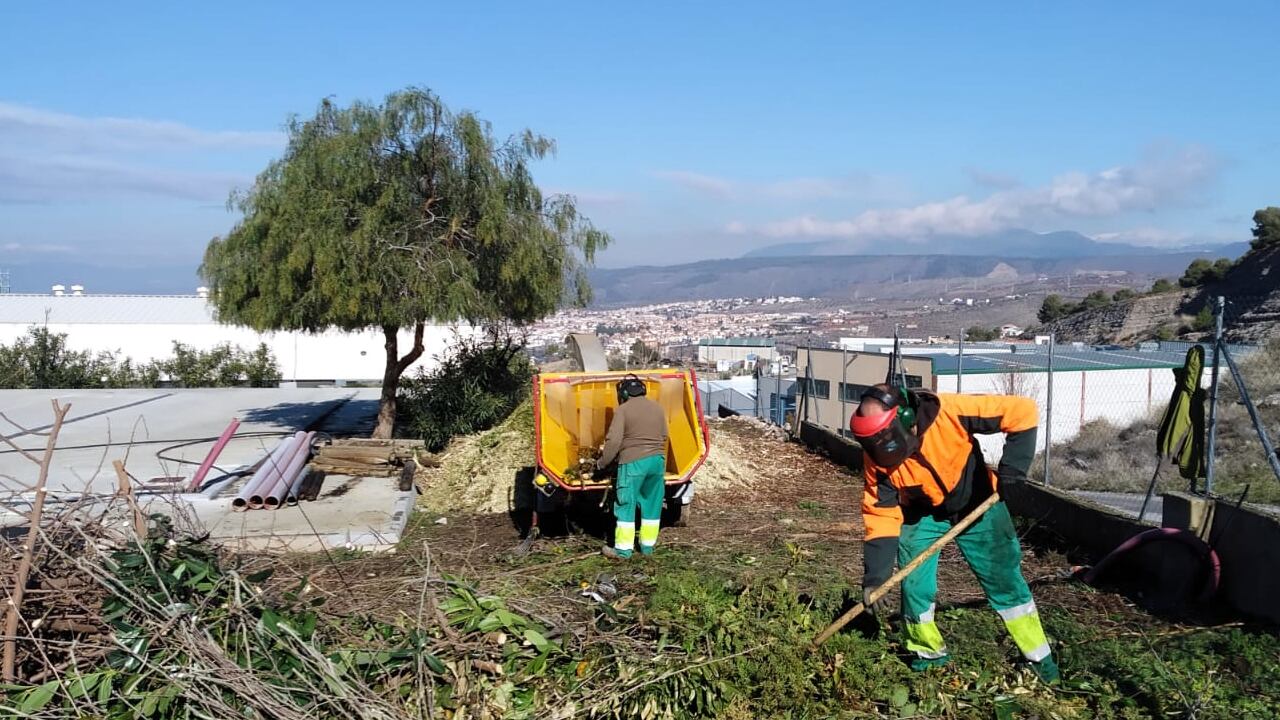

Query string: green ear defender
[895,386,916,430]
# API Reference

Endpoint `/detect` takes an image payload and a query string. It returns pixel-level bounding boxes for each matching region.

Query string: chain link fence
[986,297,1280,521]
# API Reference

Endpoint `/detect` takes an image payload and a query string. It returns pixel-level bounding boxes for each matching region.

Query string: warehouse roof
[698,337,776,347]
[0,294,217,325]
[930,342,1256,375]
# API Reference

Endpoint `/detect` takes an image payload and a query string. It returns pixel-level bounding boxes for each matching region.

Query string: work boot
[601,545,631,560]
[1030,655,1061,685]
[909,655,951,672]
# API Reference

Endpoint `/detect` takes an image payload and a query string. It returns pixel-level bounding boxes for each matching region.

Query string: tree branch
[395,322,427,374]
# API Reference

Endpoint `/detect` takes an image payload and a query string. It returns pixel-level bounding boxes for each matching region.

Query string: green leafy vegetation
[6,511,1278,718]
[1150,278,1176,294]
[0,326,280,389]
[1249,206,1280,250]
[200,86,609,437]
[963,325,1001,342]
[1179,258,1234,288]
[398,333,534,451]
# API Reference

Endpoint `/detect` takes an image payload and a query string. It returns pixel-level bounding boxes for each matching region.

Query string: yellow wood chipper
[515,334,711,537]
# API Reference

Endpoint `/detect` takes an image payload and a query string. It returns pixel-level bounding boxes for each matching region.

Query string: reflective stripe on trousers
[898,500,1052,663]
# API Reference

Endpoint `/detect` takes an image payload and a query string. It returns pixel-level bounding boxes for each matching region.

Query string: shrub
[399,334,534,451]
[154,341,282,387]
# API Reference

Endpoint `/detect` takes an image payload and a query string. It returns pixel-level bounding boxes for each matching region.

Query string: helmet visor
[852,414,916,469]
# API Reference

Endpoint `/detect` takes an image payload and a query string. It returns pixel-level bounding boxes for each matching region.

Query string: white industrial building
[0,288,474,384]
[696,337,778,367]
[927,342,1232,460]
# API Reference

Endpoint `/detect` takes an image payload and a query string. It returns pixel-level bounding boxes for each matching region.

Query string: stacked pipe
[231,432,317,511]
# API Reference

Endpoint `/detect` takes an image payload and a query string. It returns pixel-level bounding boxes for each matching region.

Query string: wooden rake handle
[812,492,1002,647]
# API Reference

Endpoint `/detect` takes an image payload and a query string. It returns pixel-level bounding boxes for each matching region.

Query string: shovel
[813,492,1002,647]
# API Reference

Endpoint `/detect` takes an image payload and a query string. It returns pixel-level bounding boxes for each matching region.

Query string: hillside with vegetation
[1041,208,1280,344]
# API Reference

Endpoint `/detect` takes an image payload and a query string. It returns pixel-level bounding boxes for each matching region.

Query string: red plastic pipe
[187,418,241,492]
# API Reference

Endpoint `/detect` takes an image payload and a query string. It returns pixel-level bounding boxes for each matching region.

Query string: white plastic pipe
[263,432,315,509]
[284,459,312,506]
[231,434,301,510]
[249,432,309,509]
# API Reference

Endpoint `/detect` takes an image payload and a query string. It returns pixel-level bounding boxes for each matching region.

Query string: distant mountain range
[588,249,1250,306]
[0,230,1248,303]
[743,229,1248,259]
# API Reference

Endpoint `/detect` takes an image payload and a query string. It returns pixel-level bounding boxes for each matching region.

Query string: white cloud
[653,171,737,198]
[655,170,900,202]
[738,144,1218,241]
[0,102,283,153]
[964,167,1020,190]
[1,241,73,253]
[0,101,281,203]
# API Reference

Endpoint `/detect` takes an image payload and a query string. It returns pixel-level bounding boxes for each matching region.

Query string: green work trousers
[899,501,1052,664]
[612,454,665,558]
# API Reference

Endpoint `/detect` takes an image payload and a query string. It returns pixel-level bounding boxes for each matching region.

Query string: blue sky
[2,1,1277,273]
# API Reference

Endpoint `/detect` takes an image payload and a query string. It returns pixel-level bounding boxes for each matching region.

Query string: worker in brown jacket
[597,375,669,559]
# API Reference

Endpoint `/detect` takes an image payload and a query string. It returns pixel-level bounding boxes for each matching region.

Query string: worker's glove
[862,583,893,618]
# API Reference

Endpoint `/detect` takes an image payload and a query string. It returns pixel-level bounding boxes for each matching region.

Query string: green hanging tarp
[1155,345,1207,480]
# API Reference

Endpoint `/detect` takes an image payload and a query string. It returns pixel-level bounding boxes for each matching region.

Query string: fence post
[957,328,965,393]
[1204,295,1225,496]
[841,347,848,434]
[1043,333,1055,486]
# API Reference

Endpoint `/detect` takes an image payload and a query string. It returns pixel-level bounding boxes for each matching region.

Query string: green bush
[0,327,281,389]
[399,335,534,451]
[155,341,281,388]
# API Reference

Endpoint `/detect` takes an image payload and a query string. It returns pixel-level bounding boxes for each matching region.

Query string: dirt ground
[343,417,1114,624]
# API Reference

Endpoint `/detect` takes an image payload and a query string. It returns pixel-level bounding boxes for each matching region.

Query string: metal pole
[957,328,965,393]
[1043,333,1055,486]
[841,346,848,434]
[1204,296,1226,495]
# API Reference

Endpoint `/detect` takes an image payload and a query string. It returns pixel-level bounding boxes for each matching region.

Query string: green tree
[963,326,1000,342]
[1112,288,1137,302]
[1180,257,1232,287]
[1192,305,1215,333]
[1180,259,1214,288]
[1150,278,1176,294]
[628,339,660,367]
[200,88,608,437]
[1250,206,1280,250]
[1082,290,1112,310]
[1038,295,1068,323]
[1212,257,1234,280]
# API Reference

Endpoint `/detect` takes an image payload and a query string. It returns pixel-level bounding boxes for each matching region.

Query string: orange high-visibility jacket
[862,392,1039,543]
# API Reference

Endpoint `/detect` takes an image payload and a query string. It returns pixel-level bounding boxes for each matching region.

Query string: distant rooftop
[698,337,776,347]
[0,294,216,325]
[930,342,1255,375]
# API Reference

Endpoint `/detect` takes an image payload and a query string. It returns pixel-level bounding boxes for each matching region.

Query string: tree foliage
[1250,206,1280,250]
[1112,288,1137,302]
[1179,257,1233,288]
[1037,295,1071,324]
[963,326,1000,342]
[200,87,608,437]
[1150,278,1176,294]
[398,333,533,451]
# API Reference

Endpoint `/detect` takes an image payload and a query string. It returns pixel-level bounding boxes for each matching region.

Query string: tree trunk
[373,322,427,439]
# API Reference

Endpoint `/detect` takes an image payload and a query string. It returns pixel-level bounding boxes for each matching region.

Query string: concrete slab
[1,388,395,548]
[184,473,413,553]
[0,388,380,498]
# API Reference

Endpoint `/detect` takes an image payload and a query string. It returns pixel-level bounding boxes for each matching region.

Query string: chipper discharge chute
[529,368,711,525]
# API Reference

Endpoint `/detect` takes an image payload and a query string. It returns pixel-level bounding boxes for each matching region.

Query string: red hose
[1079,528,1220,603]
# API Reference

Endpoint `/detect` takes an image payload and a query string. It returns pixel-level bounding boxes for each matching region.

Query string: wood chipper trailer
[524,366,711,530]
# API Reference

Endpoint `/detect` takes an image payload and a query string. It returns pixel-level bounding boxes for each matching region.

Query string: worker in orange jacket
[850,383,1060,683]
